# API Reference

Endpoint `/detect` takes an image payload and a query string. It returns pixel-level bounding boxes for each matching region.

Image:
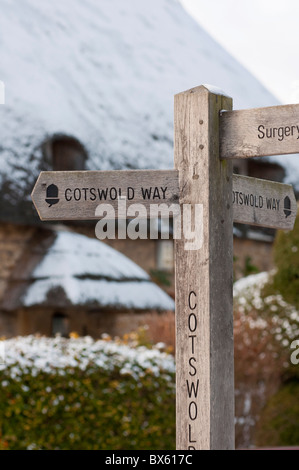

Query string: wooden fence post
[174,85,234,450]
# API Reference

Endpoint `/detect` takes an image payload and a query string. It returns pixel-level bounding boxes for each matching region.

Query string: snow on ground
[22,230,175,311]
[1,0,288,201]
[0,335,175,380]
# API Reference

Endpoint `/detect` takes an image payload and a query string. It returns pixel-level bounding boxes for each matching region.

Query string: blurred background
[0,0,298,450]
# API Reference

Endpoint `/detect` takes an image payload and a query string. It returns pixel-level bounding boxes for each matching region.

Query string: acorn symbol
[284,196,291,218]
[46,184,59,207]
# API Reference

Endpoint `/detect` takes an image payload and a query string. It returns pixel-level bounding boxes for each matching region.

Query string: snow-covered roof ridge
[31,230,150,282]
[0,0,285,223]
[21,231,175,311]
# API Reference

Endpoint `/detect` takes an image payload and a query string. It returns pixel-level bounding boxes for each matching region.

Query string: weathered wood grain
[174,85,235,450]
[220,103,299,159]
[31,170,180,220]
[232,175,296,230]
[31,169,296,230]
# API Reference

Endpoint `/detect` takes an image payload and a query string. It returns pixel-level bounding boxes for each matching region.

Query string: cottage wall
[0,224,35,304]
[14,307,175,349]
[234,238,274,280]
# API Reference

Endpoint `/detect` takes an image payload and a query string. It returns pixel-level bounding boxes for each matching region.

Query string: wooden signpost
[32,85,298,450]
[174,86,234,450]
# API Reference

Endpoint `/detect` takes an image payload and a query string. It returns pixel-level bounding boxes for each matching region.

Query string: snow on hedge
[233,271,270,309]
[234,271,299,346]
[0,335,175,382]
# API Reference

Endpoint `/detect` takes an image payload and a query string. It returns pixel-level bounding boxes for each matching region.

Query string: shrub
[233,271,299,448]
[255,380,299,447]
[273,208,299,308]
[0,335,175,450]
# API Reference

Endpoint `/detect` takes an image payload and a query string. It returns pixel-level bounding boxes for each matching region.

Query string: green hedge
[273,208,299,308]
[256,380,299,447]
[0,336,175,450]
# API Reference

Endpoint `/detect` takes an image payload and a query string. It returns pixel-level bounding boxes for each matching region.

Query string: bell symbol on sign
[46,184,59,207]
[283,196,291,218]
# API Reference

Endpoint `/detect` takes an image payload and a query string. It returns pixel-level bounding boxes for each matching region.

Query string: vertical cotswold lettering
[186,379,199,398]
[187,290,198,449]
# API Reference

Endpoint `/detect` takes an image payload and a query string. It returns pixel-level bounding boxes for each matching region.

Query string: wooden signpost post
[32,85,298,450]
[174,86,234,450]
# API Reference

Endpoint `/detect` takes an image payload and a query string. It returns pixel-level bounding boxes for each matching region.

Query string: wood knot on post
[199,144,204,150]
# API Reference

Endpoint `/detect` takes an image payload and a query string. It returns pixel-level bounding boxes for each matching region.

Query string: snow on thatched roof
[20,230,174,311]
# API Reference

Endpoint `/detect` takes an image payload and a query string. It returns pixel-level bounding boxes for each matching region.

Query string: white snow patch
[23,231,174,311]
[0,81,4,104]
[234,271,299,345]
[24,278,174,311]
[202,84,230,97]
[233,272,270,298]
[32,231,149,281]
[0,335,175,380]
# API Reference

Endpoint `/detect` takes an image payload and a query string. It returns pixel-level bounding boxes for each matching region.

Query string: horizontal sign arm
[232,174,296,230]
[220,103,299,159]
[31,169,180,221]
[31,170,296,230]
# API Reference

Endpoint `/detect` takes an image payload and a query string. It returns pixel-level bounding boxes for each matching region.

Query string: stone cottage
[0,227,174,342]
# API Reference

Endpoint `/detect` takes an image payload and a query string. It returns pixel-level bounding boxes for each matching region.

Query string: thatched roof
[2,229,174,312]
[1,0,293,224]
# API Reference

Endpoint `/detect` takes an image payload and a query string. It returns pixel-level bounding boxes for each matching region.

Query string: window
[43,136,87,171]
[52,137,86,171]
[52,313,69,337]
